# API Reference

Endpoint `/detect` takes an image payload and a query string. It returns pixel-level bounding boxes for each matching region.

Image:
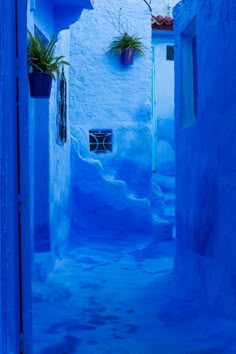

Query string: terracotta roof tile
[152,15,174,31]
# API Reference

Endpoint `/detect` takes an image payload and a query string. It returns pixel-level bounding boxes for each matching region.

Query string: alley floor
[33,239,236,354]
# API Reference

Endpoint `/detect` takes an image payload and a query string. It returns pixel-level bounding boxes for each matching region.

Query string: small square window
[166,45,175,61]
[89,129,112,154]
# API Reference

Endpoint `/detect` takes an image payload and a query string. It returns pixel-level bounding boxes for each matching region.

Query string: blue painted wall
[152,0,179,16]
[174,0,236,317]
[0,1,20,352]
[1,0,32,351]
[28,1,80,255]
[49,30,72,255]
[68,0,169,241]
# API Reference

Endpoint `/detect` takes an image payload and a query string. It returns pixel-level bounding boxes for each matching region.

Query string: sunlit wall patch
[89,129,112,154]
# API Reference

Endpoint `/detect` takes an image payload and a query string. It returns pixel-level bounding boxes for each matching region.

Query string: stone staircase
[152,173,176,240]
[70,137,174,243]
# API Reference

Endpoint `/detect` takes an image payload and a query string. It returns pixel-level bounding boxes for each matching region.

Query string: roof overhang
[152,15,174,32]
[53,0,94,10]
[54,0,94,31]
[30,0,94,32]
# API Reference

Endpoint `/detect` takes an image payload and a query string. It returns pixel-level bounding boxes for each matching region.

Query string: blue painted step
[164,192,176,207]
[154,175,175,193]
[164,206,176,221]
[152,216,173,241]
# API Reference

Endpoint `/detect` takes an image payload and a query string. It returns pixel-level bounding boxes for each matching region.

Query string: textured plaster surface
[29,4,72,254]
[152,0,180,16]
[68,0,169,240]
[49,29,71,255]
[174,0,236,317]
[69,0,152,175]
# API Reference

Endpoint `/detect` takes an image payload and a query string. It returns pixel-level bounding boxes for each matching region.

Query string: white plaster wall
[68,0,164,239]
[69,0,152,191]
[49,29,71,255]
[151,0,180,16]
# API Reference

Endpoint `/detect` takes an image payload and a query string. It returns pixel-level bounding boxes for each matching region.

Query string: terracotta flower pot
[28,72,52,98]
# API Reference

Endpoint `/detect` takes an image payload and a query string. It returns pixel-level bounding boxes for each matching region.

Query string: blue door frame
[0,0,32,353]
[151,45,157,172]
[17,0,33,352]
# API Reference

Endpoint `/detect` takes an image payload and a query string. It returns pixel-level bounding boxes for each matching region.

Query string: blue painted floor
[32,239,236,354]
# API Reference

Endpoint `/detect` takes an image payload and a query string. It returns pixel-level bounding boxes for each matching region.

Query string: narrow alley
[1,0,236,353]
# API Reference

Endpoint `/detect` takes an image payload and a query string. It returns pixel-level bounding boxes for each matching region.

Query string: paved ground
[32,239,236,354]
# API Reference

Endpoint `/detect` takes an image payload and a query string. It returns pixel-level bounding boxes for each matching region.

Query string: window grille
[89,129,112,154]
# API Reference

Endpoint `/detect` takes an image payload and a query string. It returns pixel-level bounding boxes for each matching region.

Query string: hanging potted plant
[108,32,145,65]
[27,31,69,98]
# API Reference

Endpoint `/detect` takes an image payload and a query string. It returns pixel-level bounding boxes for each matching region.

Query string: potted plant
[108,32,145,65]
[27,31,69,98]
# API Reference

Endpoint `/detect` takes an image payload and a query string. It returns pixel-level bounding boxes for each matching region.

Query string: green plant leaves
[108,32,145,56]
[27,31,70,80]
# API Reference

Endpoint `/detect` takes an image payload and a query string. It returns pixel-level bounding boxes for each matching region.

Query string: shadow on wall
[156,118,176,175]
[109,157,152,198]
[178,169,218,257]
[192,169,218,257]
